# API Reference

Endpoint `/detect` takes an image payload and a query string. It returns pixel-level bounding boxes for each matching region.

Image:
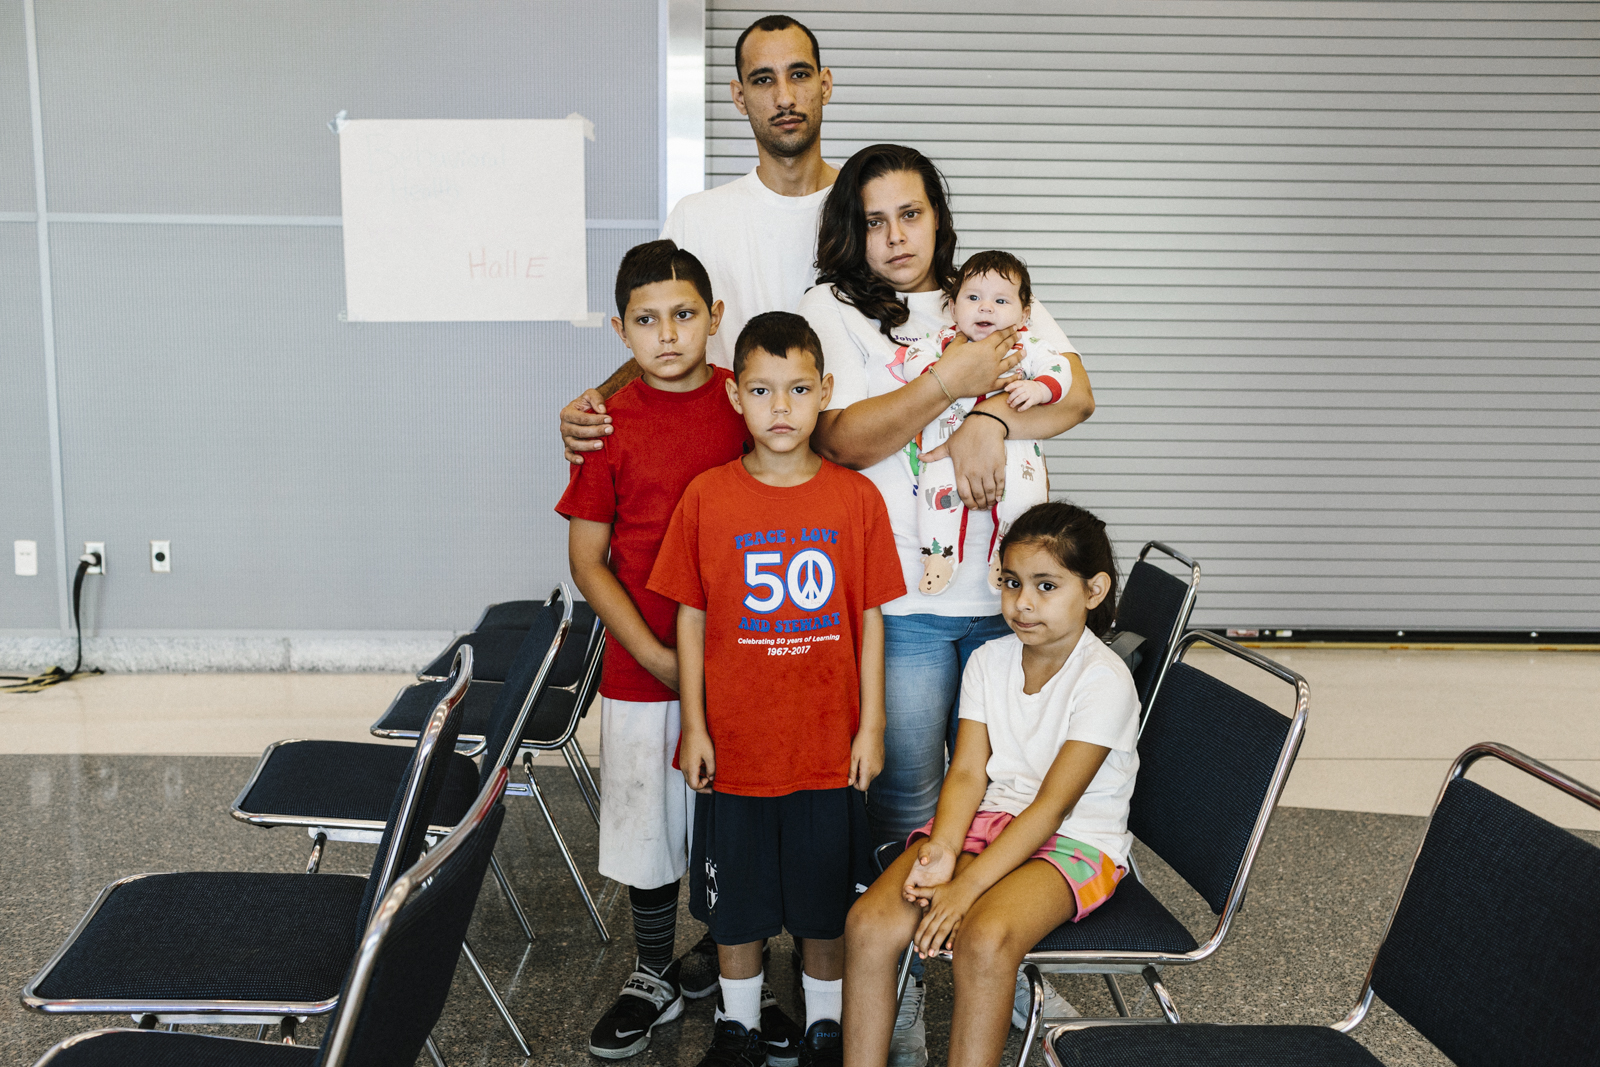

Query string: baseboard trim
[0,630,456,673]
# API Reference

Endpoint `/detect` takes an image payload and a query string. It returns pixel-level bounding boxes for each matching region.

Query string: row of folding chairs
[29,668,520,1066]
[22,585,608,1063]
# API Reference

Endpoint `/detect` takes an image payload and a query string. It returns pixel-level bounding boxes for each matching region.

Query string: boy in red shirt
[559,241,801,1059]
[649,312,906,1067]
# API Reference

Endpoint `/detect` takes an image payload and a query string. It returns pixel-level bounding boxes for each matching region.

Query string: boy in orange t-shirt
[649,311,906,1067]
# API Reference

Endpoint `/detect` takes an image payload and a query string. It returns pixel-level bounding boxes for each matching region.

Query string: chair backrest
[477,583,573,788]
[1128,632,1307,921]
[355,644,473,933]
[518,602,606,747]
[1364,745,1600,1067]
[317,768,510,1067]
[1112,541,1200,717]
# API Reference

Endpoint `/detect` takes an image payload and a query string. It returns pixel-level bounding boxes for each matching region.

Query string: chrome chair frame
[30,765,513,1067]
[895,631,1309,1067]
[1129,540,1201,729]
[1040,743,1600,1065]
[21,646,474,1032]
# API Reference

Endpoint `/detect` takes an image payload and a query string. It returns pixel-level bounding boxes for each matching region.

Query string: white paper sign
[339,119,587,322]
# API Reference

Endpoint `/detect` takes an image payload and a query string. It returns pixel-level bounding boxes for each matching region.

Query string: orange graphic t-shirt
[648,458,905,797]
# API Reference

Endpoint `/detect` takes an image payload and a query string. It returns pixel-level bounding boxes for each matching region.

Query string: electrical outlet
[150,540,171,573]
[14,540,37,576]
[83,541,105,574]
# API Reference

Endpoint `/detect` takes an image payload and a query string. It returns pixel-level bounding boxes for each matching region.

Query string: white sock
[717,972,763,1032]
[802,973,843,1028]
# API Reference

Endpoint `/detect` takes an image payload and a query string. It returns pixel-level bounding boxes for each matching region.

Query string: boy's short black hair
[947,250,1033,310]
[733,311,825,380]
[734,15,821,81]
[614,239,714,317]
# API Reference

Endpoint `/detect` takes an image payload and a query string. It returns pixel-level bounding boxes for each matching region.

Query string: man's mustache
[770,110,808,127]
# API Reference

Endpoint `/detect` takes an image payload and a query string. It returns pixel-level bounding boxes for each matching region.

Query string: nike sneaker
[588,959,685,1059]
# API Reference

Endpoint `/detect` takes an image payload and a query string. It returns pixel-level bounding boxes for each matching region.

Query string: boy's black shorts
[689,786,875,945]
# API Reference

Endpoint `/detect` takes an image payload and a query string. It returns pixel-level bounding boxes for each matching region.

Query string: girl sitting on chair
[843,501,1140,1067]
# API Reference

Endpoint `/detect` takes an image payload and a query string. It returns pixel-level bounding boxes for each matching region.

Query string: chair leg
[523,752,611,942]
[894,942,914,1008]
[461,939,533,1057]
[1103,974,1130,1017]
[1141,965,1181,1023]
[562,739,602,825]
[305,832,327,875]
[255,1024,269,1041]
[489,850,536,942]
[1013,964,1045,1067]
[425,1034,448,1067]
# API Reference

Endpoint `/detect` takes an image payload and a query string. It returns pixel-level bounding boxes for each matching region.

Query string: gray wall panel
[0,0,34,211]
[46,222,648,631]
[0,223,59,628]
[711,0,1600,630]
[36,0,657,220]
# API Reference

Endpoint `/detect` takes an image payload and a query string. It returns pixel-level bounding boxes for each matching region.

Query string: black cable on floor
[1,553,105,693]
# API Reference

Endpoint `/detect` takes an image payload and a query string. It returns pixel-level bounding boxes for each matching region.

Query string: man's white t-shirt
[662,169,830,371]
[801,284,1076,618]
[959,631,1140,866]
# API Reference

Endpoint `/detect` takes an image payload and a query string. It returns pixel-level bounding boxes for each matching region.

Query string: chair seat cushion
[417,629,528,682]
[1031,875,1200,955]
[1050,1024,1383,1066]
[38,1029,321,1067]
[372,680,501,741]
[32,872,369,1003]
[237,741,479,826]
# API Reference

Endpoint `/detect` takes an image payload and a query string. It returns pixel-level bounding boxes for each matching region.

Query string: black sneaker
[797,1019,842,1067]
[694,1018,766,1067]
[680,930,720,1000]
[761,985,803,1067]
[588,960,684,1059]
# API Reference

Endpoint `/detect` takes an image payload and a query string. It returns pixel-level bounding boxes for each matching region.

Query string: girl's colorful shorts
[908,809,1126,922]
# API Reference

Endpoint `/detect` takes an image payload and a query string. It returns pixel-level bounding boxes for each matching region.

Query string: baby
[898,251,1069,595]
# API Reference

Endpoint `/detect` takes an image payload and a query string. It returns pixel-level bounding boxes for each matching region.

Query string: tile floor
[1,647,1596,1066]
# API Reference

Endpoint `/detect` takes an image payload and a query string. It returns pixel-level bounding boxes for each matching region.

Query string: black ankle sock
[629,880,681,975]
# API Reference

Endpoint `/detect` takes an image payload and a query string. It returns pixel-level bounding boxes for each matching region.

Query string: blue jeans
[867,612,1013,847]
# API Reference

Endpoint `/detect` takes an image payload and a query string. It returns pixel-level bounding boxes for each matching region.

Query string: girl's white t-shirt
[958,631,1140,866]
[800,285,1075,617]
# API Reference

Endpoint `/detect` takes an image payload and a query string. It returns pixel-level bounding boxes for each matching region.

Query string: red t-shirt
[555,368,750,701]
[647,458,906,796]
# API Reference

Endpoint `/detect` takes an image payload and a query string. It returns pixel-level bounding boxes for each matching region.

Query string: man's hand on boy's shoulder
[848,729,884,793]
[561,389,612,464]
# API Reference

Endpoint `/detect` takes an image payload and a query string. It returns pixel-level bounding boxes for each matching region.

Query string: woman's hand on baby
[924,414,1008,511]
[910,880,978,958]
[1004,379,1051,411]
[679,729,716,794]
[936,327,1023,398]
[902,839,958,900]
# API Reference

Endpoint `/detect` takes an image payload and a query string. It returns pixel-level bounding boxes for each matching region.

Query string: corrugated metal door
[707,1,1599,632]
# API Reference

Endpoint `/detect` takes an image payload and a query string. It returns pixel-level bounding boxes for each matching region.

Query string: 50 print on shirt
[736,527,844,653]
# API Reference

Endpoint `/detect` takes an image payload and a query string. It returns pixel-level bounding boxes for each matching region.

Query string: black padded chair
[28,763,515,1067]
[21,647,474,1042]
[1044,742,1600,1067]
[1105,541,1200,720]
[367,597,610,940]
[372,597,606,829]
[416,597,552,682]
[889,631,1309,1062]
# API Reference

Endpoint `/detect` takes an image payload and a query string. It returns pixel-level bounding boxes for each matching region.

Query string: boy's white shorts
[597,697,693,889]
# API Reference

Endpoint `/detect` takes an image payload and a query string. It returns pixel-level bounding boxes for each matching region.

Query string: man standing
[561,15,836,461]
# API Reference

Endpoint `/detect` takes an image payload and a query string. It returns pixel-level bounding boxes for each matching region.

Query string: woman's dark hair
[814,144,959,339]
[999,501,1119,637]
